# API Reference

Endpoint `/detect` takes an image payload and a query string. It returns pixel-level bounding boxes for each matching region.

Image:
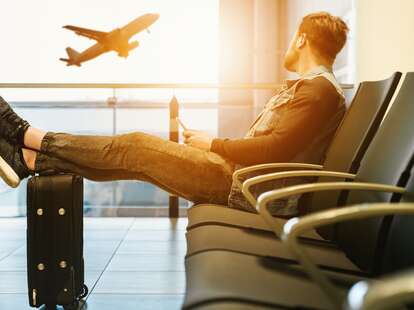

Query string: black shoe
[0,138,31,187]
[0,96,30,146]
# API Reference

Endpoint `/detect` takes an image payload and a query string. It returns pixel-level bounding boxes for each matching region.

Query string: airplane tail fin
[66,47,80,59]
[59,47,81,66]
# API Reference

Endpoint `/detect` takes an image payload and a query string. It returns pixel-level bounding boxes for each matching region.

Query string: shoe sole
[0,155,20,188]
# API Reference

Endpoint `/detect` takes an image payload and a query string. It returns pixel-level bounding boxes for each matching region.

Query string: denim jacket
[226,66,346,216]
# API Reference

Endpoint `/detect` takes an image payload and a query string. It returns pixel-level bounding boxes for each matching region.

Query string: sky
[0,0,219,100]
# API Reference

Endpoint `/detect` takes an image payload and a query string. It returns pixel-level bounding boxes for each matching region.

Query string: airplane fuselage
[61,13,159,66]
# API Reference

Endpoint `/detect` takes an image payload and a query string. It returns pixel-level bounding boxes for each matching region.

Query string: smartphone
[176,117,188,131]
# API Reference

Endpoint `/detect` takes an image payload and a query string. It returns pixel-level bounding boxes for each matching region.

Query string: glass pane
[0,0,219,86]
[0,99,218,217]
[0,0,219,217]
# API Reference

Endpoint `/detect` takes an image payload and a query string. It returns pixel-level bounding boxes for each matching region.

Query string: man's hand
[183,130,213,151]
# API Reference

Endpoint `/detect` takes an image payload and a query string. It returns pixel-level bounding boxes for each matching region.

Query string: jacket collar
[286,66,333,88]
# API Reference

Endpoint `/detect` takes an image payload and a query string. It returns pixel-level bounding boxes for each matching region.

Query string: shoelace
[0,108,28,144]
[1,109,20,124]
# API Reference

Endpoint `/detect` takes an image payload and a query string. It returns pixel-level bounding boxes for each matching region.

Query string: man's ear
[296,33,306,49]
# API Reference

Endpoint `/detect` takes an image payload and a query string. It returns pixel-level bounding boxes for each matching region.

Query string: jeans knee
[111,132,148,171]
[117,132,147,145]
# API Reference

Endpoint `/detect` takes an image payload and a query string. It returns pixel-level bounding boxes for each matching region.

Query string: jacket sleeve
[210,78,341,166]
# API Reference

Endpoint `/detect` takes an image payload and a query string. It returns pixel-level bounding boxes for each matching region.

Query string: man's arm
[210,78,342,166]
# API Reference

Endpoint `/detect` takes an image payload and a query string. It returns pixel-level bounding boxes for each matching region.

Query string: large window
[0,0,219,216]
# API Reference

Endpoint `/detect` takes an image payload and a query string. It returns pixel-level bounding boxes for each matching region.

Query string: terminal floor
[0,217,187,309]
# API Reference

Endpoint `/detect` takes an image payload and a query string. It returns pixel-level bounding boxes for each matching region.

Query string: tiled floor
[0,217,187,309]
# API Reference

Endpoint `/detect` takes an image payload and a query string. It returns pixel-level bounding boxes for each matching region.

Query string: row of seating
[182,72,414,309]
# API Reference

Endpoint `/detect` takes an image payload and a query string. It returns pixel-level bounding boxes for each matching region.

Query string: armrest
[281,203,414,309]
[257,182,404,237]
[346,269,414,310]
[241,170,356,207]
[232,163,324,190]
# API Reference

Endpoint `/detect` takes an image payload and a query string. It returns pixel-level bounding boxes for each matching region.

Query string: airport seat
[186,72,402,237]
[185,72,412,263]
[345,271,414,310]
[182,73,414,308]
[183,199,414,309]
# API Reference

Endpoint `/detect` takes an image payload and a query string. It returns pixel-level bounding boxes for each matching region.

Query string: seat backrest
[310,72,401,236]
[334,72,414,272]
[323,72,401,174]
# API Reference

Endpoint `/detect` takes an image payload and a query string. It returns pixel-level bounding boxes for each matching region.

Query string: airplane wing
[63,25,107,41]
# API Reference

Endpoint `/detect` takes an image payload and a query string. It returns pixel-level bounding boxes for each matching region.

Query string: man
[0,12,348,216]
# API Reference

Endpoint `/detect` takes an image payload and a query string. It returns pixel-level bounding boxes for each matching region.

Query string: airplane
[60,13,159,67]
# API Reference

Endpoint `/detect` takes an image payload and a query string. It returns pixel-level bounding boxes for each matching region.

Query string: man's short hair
[299,12,349,62]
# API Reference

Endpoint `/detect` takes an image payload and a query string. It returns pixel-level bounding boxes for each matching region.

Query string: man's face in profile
[284,30,301,72]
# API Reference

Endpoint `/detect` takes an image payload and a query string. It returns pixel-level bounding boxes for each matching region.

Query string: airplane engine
[128,41,139,51]
[118,41,139,58]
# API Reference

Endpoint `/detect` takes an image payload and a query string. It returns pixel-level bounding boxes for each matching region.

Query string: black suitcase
[26,174,88,309]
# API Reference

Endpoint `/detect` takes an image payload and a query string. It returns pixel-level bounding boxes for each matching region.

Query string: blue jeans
[35,132,234,205]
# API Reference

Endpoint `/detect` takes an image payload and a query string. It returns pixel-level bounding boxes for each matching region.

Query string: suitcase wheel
[79,284,89,299]
[63,300,79,310]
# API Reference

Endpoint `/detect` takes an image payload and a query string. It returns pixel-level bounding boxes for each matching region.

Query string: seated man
[0,12,348,216]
